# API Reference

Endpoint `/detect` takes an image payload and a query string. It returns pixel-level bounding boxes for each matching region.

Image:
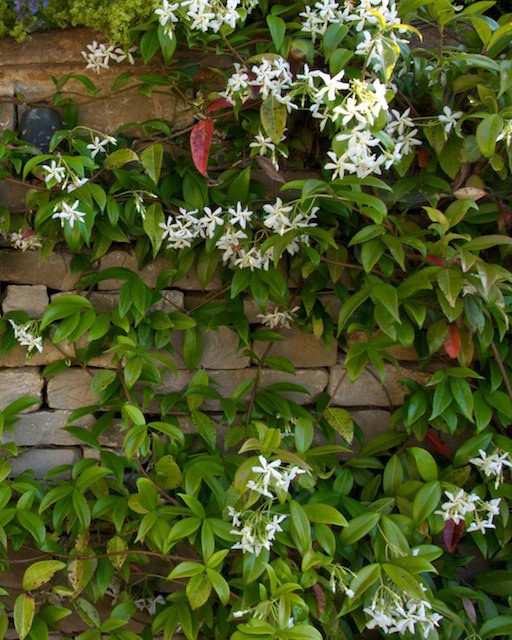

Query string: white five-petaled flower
[228,202,253,229]
[438,105,463,133]
[257,306,299,329]
[155,0,180,30]
[87,135,116,159]
[42,160,66,185]
[51,200,86,228]
[470,449,512,489]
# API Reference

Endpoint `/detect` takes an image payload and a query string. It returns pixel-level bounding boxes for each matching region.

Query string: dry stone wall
[0,28,430,480]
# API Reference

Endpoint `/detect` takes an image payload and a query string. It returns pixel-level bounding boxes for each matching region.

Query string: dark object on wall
[18,106,62,152]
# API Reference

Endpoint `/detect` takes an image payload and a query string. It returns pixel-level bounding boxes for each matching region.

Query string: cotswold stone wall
[0,28,432,480]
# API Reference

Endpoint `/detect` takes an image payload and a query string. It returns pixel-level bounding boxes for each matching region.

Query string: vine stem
[491,342,512,405]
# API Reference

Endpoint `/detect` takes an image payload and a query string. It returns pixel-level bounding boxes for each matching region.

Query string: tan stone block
[156,368,328,408]
[0,341,67,367]
[0,249,77,290]
[98,250,222,290]
[6,410,94,446]
[2,284,48,317]
[328,362,429,407]
[0,368,43,411]
[47,368,99,410]
[346,331,418,362]
[201,326,250,369]
[350,410,392,441]
[10,448,80,478]
[253,328,338,368]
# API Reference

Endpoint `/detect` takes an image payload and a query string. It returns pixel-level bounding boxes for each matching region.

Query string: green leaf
[480,616,512,639]
[104,149,139,170]
[323,408,353,443]
[349,563,381,599]
[476,114,504,158]
[290,500,311,556]
[475,570,512,597]
[408,448,438,481]
[143,203,165,257]
[260,95,287,144]
[449,377,474,419]
[186,572,212,610]
[382,563,425,600]
[191,410,216,451]
[302,504,347,526]
[464,234,512,250]
[337,287,370,335]
[155,455,182,489]
[266,15,286,52]
[412,481,441,524]
[340,512,380,545]
[22,561,66,591]
[14,594,35,640]
[140,143,163,183]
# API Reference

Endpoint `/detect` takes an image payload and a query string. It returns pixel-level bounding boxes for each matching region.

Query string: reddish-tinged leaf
[190,118,214,176]
[426,431,451,459]
[417,148,429,168]
[255,156,285,184]
[312,583,326,616]
[207,98,232,112]
[444,323,462,359]
[424,255,445,266]
[462,597,477,624]
[443,518,465,553]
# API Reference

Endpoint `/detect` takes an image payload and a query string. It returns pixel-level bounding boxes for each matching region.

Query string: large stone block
[47,368,99,410]
[2,284,49,317]
[156,368,329,408]
[350,410,392,441]
[253,328,338,368]
[98,250,222,291]
[0,80,15,132]
[0,368,43,411]
[6,410,94,446]
[328,362,429,407]
[0,341,67,367]
[0,249,77,290]
[10,448,81,477]
[201,327,250,369]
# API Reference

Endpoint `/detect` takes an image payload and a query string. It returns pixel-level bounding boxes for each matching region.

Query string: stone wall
[0,28,433,478]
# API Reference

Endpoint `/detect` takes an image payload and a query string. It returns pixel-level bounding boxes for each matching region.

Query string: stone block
[0,249,77,290]
[2,284,49,317]
[0,81,15,132]
[328,362,429,407]
[10,447,81,477]
[346,331,418,362]
[0,368,43,411]
[0,341,67,367]
[156,368,329,408]
[201,327,250,369]
[7,410,95,446]
[253,328,338,368]
[0,181,30,209]
[350,410,392,441]
[47,368,99,410]
[98,250,222,291]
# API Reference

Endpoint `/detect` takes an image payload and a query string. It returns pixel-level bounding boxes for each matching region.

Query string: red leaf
[443,518,465,553]
[417,147,429,168]
[424,255,445,266]
[206,98,232,112]
[444,323,461,359]
[426,431,451,459]
[190,118,214,176]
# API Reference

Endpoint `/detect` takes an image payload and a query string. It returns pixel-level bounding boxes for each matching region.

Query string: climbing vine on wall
[0,0,511,639]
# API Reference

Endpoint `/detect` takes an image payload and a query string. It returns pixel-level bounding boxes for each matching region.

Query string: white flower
[87,135,115,159]
[9,230,42,252]
[52,200,86,228]
[9,319,43,354]
[435,489,477,524]
[199,206,224,238]
[228,202,253,229]
[314,69,349,102]
[257,306,299,330]
[155,0,180,29]
[42,160,66,185]
[470,449,512,489]
[216,229,247,262]
[438,106,463,133]
[66,176,89,192]
[324,151,355,180]
[262,198,294,235]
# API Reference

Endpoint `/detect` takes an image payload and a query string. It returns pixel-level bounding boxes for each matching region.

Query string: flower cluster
[159,199,317,269]
[257,306,300,330]
[9,229,42,251]
[155,0,258,37]
[52,200,86,228]
[8,319,43,354]
[81,41,136,74]
[435,488,501,534]
[329,565,356,599]
[364,586,443,637]
[246,455,306,500]
[228,456,306,556]
[470,449,512,489]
